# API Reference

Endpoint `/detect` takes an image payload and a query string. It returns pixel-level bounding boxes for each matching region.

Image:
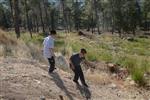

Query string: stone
[40,96,45,100]
[126,76,132,81]
[130,80,136,86]
[55,54,69,69]
[109,83,117,89]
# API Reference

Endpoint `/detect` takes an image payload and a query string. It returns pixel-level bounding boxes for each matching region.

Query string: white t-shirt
[43,36,54,58]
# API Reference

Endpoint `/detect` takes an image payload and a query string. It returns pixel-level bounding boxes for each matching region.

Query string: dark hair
[80,48,87,54]
[50,30,56,35]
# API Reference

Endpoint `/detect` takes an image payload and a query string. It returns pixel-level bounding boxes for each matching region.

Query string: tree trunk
[144,13,148,31]
[30,17,33,32]
[111,20,114,34]
[74,0,80,31]
[38,2,45,33]
[32,17,36,32]
[68,11,72,32]
[35,15,39,33]
[93,0,100,34]
[9,0,14,27]
[111,2,114,34]
[23,17,26,30]
[43,0,51,32]
[91,13,94,34]
[50,9,55,31]
[87,15,90,31]
[13,0,20,38]
[61,0,69,32]
[25,0,32,38]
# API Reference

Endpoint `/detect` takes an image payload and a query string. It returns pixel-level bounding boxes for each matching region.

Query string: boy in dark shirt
[69,48,88,87]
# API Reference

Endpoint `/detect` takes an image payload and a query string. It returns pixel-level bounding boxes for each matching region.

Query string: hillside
[0,30,150,100]
[1,58,150,100]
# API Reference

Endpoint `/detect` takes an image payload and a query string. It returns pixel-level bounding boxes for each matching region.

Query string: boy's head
[49,30,56,36]
[80,48,87,57]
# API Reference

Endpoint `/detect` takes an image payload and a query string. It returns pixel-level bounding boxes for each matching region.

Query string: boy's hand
[69,63,75,70]
[83,60,96,69]
[52,54,56,58]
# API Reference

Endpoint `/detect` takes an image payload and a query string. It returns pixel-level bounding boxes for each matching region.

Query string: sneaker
[49,67,56,73]
[73,80,79,85]
[83,83,89,88]
[48,71,53,74]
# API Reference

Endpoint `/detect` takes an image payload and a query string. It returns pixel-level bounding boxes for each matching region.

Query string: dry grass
[0,29,17,45]
[0,30,45,62]
[86,71,111,85]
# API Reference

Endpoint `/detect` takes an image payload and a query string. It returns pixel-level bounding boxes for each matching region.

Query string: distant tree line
[0,0,150,38]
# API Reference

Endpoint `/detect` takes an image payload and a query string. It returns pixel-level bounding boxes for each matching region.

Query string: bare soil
[0,58,150,100]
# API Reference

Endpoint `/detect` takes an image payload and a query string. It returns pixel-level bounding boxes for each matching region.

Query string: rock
[56,55,68,69]
[34,79,41,84]
[0,45,4,56]
[86,69,91,74]
[112,73,117,77]
[130,80,136,86]
[139,35,149,39]
[80,37,85,40]
[78,31,86,36]
[40,96,45,100]
[127,37,134,41]
[109,83,117,89]
[117,68,128,80]
[126,76,132,81]
[144,72,150,79]
[107,63,115,67]
[89,41,95,44]
[59,95,64,100]
[132,96,136,99]
[107,63,119,73]
[117,93,121,97]
[144,32,150,35]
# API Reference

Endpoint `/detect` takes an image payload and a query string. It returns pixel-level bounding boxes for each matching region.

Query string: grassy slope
[21,32,150,73]
[1,30,150,85]
[53,32,150,85]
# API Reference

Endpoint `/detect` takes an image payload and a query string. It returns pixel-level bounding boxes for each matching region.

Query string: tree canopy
[0,0,150,38]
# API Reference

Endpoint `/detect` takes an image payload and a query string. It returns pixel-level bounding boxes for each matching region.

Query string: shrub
[99,51,113,62]
[131,67,146,86]
[87,51,99,61]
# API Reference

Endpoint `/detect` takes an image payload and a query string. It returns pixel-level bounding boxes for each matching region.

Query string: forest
[0,0,150,100]
[0,0,150,37]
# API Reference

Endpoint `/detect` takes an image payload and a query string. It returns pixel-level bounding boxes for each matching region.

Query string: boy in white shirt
[43,30,56,73]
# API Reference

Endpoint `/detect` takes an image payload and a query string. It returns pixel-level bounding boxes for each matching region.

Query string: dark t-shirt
[70,53,85,67]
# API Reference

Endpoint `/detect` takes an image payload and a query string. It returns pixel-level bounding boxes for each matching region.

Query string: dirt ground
[0,57,150,100]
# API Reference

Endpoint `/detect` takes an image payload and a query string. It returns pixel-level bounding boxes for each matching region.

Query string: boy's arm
[49,40,55,57]
[69,58,75,70]
[42,39,45,52]
[82,59,95,69]
[49,48,55,57]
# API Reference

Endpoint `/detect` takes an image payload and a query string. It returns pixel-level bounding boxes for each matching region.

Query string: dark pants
[73,65,86,84]
[48,56,55,73]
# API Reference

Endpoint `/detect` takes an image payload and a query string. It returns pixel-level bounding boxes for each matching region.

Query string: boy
[69,48,89,87]
[43,30,56,73]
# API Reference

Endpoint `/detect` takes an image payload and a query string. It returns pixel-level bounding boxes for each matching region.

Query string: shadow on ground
[50,72,74,100]
[76,84,91,100]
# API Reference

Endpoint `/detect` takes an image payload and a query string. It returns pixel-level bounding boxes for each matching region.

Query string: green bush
[131,67,146,86]
[142,58,150,72]
[122,57,136,70]
[99,51,113,62]
[55,40,65,46]
[71,43,82,52]
[87,51,99,61]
